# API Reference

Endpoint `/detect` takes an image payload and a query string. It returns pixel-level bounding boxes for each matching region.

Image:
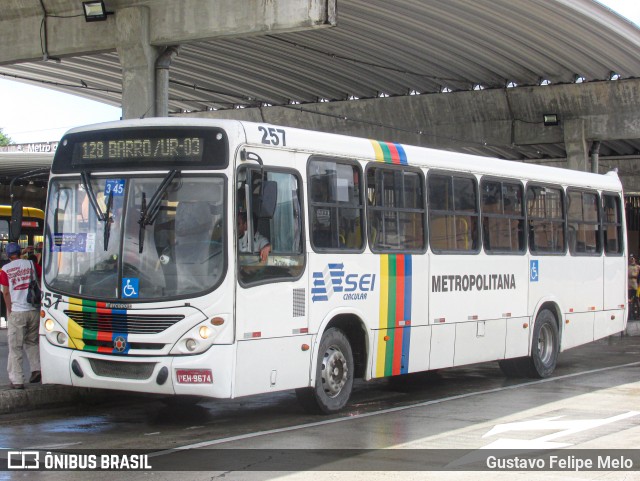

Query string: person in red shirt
[0,242,42,389]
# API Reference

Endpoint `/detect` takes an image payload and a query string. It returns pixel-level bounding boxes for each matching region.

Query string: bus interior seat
[430,216,453,250]
[455,217,470,250]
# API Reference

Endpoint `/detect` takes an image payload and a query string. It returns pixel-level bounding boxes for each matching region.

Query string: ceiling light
[543,114,559,126]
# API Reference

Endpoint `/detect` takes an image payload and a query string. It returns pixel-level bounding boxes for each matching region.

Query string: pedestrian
[629,255,640,295]
[629,255,640,320]
[21,245,34,260]
[0,242,41,389]
[34,241,43,266]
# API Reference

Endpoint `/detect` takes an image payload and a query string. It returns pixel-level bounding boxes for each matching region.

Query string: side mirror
[9,200,23,243]
[256,180,277,219]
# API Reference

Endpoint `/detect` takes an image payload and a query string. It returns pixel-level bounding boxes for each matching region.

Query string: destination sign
[75,137,203,161]
[52,126,229,173]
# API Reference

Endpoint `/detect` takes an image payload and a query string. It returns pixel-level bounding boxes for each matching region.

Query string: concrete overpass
[1,1,640,188]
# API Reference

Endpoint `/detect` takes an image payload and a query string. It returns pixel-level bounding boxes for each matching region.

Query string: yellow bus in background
[0,205,45,252]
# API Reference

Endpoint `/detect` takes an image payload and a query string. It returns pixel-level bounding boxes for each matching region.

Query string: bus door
[234,160,309,396]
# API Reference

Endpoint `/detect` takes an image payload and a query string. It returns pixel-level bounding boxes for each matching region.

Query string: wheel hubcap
[321,345,348,398]
[537,324,554,365]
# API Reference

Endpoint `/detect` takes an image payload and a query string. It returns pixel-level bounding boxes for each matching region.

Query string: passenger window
[366,166,425,252]
[481,179,525,254]
[308,158,364,251]
[567,190,601,255]
[526,185,565,254]
[602,194,622,255]
[428,173,479,253]
[237,166,304,285]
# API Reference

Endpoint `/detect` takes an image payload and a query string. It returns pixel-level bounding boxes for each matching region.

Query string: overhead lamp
[543,114,559,126]
[82,1,112,22]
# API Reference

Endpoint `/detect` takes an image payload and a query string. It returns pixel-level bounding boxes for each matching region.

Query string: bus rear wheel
[499,309,559,378]
[296,328,354,414]
[524,309,560,378]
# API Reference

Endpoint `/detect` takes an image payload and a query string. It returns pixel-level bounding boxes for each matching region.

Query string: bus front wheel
[296,328,354,414]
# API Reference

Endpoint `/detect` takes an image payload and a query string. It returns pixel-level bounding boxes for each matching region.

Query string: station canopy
[1,0,640,164]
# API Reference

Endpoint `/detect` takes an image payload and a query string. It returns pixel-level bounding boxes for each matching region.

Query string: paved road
[1,333,639,480]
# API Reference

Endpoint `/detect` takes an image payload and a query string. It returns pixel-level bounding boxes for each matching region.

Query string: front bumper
[40,336,235,398]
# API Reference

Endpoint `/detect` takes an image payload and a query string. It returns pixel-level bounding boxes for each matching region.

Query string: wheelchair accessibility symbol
[122,278,139,298]
[530,260,539,282]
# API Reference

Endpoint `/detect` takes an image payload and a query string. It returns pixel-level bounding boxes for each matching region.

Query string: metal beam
[182,78,640,154]
[0,0,336,64]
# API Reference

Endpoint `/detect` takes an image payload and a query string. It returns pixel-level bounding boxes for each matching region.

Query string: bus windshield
[44,174,225,301]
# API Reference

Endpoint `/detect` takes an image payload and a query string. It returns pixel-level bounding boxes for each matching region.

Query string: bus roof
[61,118,622,193]
[0,205,44,219]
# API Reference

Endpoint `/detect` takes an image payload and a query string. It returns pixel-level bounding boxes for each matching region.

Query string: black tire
[296,328,354,414]
[520,309,559,378]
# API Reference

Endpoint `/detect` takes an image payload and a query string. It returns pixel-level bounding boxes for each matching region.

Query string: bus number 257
[258,126,287,146]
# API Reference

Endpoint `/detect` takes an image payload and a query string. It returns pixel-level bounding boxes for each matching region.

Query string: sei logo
[312,263,376,302]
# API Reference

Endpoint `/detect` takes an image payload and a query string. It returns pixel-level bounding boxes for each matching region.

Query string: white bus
[40,119,627,413]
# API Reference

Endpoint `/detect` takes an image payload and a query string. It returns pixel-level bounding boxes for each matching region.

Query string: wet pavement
[0,332,639,480]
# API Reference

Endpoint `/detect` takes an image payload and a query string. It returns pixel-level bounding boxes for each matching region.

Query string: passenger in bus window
[238,211,271,262]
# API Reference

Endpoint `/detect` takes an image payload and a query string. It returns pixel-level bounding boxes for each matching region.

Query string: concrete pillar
[115,7,158,119]
[564,118,588,171]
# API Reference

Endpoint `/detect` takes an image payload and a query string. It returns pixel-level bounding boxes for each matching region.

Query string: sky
[0,0,638,145]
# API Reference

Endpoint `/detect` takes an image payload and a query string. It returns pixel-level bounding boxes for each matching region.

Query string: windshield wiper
[138,170,178,253]
[138,192,147,254]
[81,171,113,251]
[81,171,105,222]
[103,189,114,250]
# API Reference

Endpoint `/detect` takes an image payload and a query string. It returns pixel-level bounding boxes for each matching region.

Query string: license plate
[176,369,213,384]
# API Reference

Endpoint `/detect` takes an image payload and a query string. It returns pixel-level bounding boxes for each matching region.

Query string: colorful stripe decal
[67,297,129,354]
[376,254,413,377]
[370,140,408,165]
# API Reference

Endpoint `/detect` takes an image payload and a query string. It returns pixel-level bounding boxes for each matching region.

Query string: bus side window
[308,158,364,252]
[567,189,600,255]
[366,165,425,252]
[481,179,525,254]
[527,185,565,254]
[428,173,479,253]
[603,194,622,254]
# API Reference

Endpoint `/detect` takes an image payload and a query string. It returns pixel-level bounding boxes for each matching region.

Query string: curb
[0,384,115,414]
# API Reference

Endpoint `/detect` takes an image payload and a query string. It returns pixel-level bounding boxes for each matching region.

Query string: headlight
[170,315,229,355]
[44,319,55,331]
[199,326,211,339]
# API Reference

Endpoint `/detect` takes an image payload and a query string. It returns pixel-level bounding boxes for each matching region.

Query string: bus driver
[238,211,271,263]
